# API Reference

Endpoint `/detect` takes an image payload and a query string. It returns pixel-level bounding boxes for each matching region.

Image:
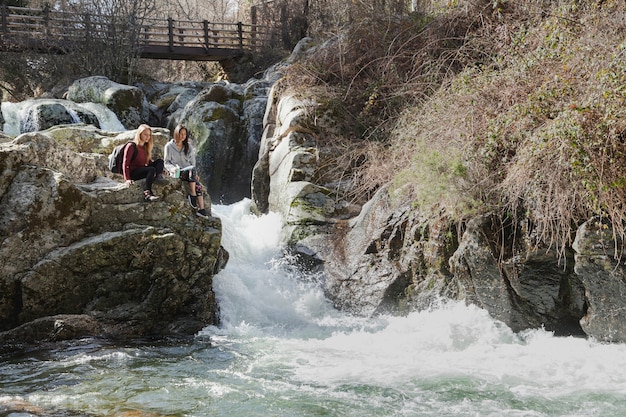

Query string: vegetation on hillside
[284,0,626,256]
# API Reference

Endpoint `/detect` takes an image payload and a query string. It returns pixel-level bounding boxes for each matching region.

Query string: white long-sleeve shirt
[163,139,196,174]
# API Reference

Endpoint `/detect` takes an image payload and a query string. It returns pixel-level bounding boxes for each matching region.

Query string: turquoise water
[3,200,626,417]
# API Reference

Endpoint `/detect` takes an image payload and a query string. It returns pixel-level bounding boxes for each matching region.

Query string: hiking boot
[188,194,198,209]
[144,190,159,202]
[196,209,209,219]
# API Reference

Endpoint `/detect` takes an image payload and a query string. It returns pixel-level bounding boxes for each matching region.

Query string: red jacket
[122,143,150,180]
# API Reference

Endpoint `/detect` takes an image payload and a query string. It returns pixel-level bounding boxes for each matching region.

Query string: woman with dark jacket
[123,124,165,202]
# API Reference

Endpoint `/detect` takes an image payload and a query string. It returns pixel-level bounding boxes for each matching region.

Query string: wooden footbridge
[0,5,272,61]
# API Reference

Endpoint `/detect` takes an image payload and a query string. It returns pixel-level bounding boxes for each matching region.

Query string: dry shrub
[489,1,626,255]
[451,0,626,255]
[283,2,502,203]
[286,0,626,257]
[501,104,626,256]
[373,0,626,257]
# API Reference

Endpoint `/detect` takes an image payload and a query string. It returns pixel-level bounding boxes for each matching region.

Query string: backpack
[108,142,137,174]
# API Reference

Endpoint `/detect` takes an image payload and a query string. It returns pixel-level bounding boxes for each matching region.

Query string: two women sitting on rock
[164,124,210,219]
[122,124,166,202]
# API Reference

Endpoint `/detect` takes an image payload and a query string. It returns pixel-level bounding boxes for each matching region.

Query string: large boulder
[139,67,279,205]
[140,81,211,127]
[250,83,360,266]
[0,129,227,345]
[169,80,270,204]
[0,99,119,135]
[66,76,147,129]
[449,214,586,335]
[319,187,422,315]
[572,217,626,342]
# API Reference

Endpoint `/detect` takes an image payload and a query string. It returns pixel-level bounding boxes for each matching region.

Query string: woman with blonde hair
[164,124,210,218]
[122,124,165,202]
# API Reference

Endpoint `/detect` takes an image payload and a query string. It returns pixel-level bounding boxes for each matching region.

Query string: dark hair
[174,124,190,156]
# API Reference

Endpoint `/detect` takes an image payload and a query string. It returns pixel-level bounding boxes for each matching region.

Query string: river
[2,199,626,417]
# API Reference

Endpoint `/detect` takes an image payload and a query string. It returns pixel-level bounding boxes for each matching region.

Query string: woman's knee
[145,167,157,180]
[150,159,164,175]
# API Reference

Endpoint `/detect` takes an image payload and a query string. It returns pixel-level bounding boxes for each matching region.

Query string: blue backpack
[109,142,137,174]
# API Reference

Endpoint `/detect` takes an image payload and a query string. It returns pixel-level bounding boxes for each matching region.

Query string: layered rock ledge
[0,128,228,345]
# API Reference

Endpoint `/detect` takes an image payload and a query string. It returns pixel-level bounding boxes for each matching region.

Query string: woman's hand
[126,179,134,187]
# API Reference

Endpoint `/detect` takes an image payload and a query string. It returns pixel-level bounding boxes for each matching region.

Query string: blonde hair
[134,124,153,158]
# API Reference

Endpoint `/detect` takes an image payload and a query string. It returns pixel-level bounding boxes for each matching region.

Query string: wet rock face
[449,215,586,336]
[573,217,626,342]
[146,76,277,204]
[6,99,101,134]
[0,129,228,344]
[293,185,588,338]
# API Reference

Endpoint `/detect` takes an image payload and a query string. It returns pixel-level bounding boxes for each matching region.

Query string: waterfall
[1,99,125,136]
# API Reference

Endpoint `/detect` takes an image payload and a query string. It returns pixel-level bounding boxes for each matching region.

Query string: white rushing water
[1,100,126,135]
[3,199,626,416]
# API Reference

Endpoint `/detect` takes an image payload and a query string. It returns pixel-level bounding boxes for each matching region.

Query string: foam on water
[78,102,126,132]
[203,200,626,416]
[208,199,355,338]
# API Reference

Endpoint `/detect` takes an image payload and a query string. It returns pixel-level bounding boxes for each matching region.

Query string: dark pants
[130,159,164,191]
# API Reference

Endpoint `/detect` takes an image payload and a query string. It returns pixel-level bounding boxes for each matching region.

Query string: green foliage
[392,137,475,218]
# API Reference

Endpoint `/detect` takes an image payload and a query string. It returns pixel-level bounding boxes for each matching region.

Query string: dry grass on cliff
[282,0,503,204]
[286,0,626,256]
[384,0,626,255]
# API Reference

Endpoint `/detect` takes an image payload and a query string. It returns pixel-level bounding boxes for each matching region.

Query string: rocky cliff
[0,127,227,345]
[252,73,626,343]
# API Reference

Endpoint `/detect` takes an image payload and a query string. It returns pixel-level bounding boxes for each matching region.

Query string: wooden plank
[139,45,242,61]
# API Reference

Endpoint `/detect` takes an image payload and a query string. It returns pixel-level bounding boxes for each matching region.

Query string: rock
[320,186,414,315]
[141,81,211,127]
[449,214,585,334]
[249,83,361,279]
[286,37,316,64]
[573,217,626,342]
[141,75,275,205]
[253,90,322,216]
[0,314,103,344]
[166,83,249,203]
[67,76,147,129]
[0,128,228,345]
[1,98,105,135]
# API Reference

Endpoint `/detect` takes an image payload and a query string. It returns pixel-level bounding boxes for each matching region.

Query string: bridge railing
[0,5,272,54]
[140,17,269,51]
